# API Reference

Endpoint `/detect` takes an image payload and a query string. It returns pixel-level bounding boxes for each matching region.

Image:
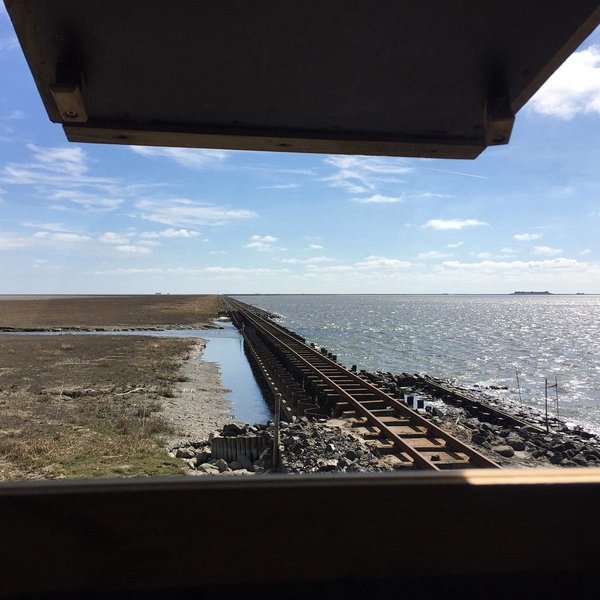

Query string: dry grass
[0,294,223,329]
[0,334,195,480]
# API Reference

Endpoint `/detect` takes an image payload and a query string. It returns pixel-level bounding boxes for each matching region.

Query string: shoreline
[163,339,233,449]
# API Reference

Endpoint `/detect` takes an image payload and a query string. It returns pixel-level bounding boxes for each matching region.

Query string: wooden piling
[273,393,282,471]
[544,378,549,433]
[555,374,560,420]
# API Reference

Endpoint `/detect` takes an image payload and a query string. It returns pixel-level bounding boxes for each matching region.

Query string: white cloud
[96,266,291,280]
[529,45,600,119]
[579,249,592,256]
[500,248,517,255]
[99,232,130,244]
[32,231,91,243]
[279,256,336,265]
[52,233,91,243]
[0,232,31,250]
[303,255,414,279]
[304,264,355,274]
[308,256,336,264]
[209,250,227,255]
[440,258,585,273]
[446,241,464,248]
[249,235,277,243]
[355,255,411,269]
[308,244,324,250]
[261,183,300,189]
[476,252,492,259]
[136,198,256,227]
[116,245,152,255]
[416,250,452,260]
[207,266,288,275]
[514,232,543,241]
[1,145,123,212]
[0,230,92,251]
[140,228,200,239]
[22,222,70,232]
[245,234,278,251]
[350,194,403,204]
[49,190,123,211]
[423,218,487,231]
[533,245,562,256]
[324,155,413,193]
[130,146,228,168]
[4,145,92,181]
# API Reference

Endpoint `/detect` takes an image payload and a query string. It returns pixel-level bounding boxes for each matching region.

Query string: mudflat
[0,294,223,329]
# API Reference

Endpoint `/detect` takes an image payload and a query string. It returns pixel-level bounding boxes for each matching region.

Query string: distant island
[512,291,552,295]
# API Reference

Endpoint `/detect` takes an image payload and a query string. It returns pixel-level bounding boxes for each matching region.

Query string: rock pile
[170,422,272,476]
[170,419,388,475]
[278,420,386,473]
[460,414,600,467]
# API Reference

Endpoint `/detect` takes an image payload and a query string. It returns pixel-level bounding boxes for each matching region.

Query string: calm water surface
[236,295,600,433]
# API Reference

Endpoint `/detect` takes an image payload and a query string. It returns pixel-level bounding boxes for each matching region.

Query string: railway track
[225,297,500,471]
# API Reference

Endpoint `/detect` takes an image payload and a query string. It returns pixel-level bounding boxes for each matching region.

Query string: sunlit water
[236,295,600,434]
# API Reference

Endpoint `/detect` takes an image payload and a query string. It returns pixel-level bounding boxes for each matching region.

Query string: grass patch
[0,335,194,480]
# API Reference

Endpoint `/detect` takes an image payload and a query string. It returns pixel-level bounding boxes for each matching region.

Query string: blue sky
[1,7,599,294]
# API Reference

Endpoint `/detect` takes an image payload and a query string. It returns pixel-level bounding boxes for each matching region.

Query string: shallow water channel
[12,322,271,424]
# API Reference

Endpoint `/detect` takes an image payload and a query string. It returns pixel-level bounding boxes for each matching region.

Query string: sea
[234,294,600,434]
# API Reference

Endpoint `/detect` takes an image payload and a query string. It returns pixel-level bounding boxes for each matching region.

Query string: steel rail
[226,297,500,470]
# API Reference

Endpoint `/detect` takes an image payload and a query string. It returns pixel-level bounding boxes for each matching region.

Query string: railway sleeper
[368,408,397,417]
[377,417,412,427]
[355,400,390,411]
[386,454,416,469]
[352,426,382,440]
[365,439,397,455]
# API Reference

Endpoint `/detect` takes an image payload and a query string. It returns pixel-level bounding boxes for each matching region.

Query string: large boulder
[175,447,195,459]
[492,445,515,458]
[237,455,253,470]
[222,423,247,436]
[506,436,526,451]
[197,463,220,475]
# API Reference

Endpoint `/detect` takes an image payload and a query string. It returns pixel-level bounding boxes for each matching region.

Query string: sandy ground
[163,339,233,448]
